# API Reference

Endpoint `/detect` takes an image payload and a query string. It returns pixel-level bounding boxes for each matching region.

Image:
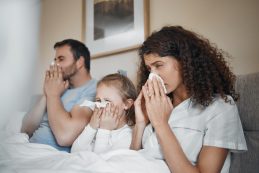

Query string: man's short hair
[54,39,91,72]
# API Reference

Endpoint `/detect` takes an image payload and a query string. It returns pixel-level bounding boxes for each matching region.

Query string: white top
[139,96,247,173]
[71,124,132,154]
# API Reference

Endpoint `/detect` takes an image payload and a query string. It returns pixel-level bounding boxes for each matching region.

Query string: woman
[131,26,247,173]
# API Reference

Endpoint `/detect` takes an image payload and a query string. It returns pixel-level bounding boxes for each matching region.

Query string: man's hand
[44,64,69,97]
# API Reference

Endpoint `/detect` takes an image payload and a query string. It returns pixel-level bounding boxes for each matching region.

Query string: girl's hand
[89,107,103,129]
[134,91,149,125]
[142,78,173,128]
[99,103,120,130]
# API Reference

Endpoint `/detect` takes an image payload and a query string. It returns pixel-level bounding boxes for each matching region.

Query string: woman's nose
[150,69,159,75]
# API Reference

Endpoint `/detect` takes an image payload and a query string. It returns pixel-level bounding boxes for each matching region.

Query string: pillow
[235,72,259,131]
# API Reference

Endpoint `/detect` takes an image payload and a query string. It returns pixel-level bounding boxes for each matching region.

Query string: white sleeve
[71,124,97,153]
[93,128,112,154]
[204,104,247,152]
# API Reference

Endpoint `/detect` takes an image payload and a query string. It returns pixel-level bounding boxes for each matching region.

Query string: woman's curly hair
[137,26,238,106]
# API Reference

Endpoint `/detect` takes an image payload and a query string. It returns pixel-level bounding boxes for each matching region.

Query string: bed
[0,112,170,173]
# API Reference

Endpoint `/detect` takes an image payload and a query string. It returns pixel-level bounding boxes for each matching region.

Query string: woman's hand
[142,78,173,128]
[134,91,149,125]
[89,107,103,129]
[99,103,120,130]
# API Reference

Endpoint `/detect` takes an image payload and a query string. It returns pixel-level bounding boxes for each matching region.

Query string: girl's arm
[71,108,102,153]
[94,104,119,153]
[93,128,111,153]
[71,124,97,152]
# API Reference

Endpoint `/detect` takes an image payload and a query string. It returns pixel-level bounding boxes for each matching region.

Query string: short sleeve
[204,103,247,152]
[75,79,97,106]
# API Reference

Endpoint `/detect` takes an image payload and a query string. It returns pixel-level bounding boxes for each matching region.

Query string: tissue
[148,73,167,94]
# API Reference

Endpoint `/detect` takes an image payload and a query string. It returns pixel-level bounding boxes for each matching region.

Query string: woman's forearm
[130,123,146,150]
[154,123,199,173]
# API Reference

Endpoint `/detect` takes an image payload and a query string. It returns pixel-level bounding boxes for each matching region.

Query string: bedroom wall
[35,0,259,93]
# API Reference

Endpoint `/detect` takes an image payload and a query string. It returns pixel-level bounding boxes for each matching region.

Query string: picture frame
[83,0,149,58]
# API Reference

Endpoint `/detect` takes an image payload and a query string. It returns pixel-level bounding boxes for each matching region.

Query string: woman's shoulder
[189,95,236,113]
[187,95,238,121]
[204,95,239,121]
[211,95,236,110]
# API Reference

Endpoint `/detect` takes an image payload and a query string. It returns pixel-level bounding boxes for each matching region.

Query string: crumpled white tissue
[148,73,167,94]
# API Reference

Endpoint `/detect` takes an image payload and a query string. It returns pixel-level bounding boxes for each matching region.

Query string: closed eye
[95,98,111,103]
[155,64,163,68]
[55,56,64,63]
[149,61,164,71]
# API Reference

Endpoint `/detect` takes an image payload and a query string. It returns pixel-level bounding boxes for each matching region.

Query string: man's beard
[63,66,78,81]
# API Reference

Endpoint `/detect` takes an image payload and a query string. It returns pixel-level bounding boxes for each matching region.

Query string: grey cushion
[235,72,259,131]
[229,72,259,173]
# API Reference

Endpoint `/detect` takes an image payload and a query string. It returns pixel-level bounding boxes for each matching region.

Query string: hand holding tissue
[148,73,167,94]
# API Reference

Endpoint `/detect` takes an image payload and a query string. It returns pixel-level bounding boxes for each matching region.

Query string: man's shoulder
[76,79,97,102]
[81,78,97,93]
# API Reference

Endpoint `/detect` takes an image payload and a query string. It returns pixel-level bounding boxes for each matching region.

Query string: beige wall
[150,0,259,75]
[36,0,259,93]
[36,0,83,92]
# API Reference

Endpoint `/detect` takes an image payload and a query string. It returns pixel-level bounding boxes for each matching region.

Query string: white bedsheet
[0,132,170,173]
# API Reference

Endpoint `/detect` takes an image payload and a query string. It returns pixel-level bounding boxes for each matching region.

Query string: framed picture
[83,0,149,58]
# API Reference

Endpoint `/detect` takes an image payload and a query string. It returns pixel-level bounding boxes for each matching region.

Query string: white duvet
[0,132,170,173]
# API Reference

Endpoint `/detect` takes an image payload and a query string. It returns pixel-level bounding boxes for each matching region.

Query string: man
[21,39,97,152]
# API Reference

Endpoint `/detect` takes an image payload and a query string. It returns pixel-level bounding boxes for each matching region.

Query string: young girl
[71,73,137,153]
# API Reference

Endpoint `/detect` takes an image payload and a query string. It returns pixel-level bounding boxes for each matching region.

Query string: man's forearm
[46,95,72,138]
[21,95,46,136]
[46,92,92,146]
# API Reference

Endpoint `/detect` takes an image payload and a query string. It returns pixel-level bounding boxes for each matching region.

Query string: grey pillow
[235,72,259,131]
[229,72,259,173]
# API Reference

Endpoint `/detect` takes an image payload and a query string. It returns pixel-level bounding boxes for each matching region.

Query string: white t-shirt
[71,124,132,154]
[140,96,247,173]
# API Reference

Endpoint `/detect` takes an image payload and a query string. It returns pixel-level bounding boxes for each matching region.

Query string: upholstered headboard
[229,72,259,173]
